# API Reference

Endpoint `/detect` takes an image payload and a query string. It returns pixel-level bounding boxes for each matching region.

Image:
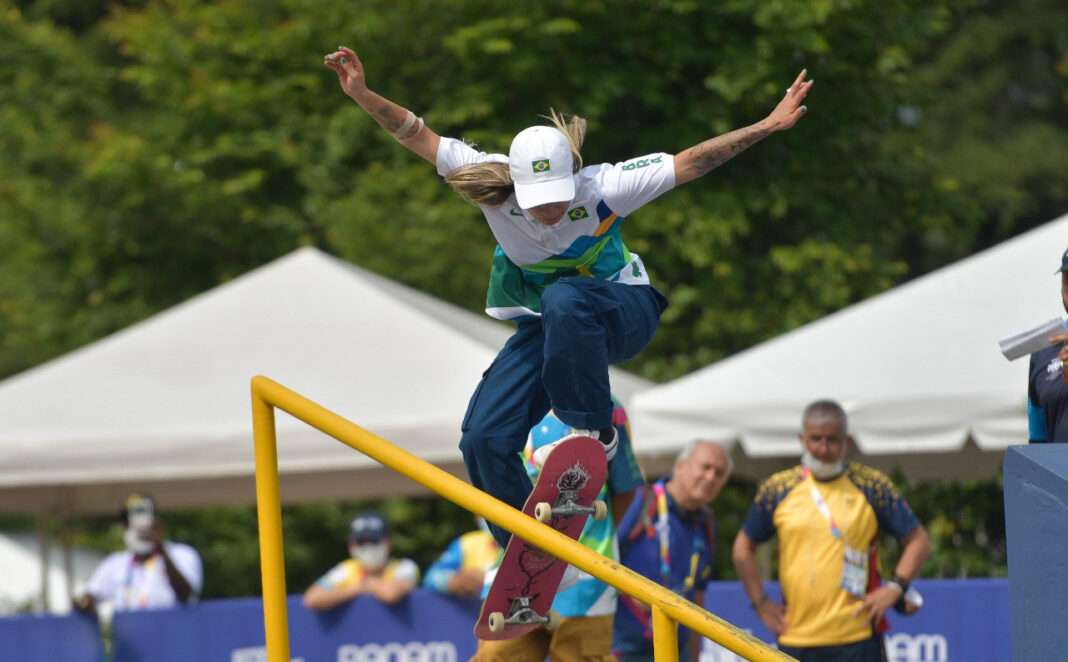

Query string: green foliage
[2,0,1064,591]
[892,474,1007,578]
[2,0,1065,379]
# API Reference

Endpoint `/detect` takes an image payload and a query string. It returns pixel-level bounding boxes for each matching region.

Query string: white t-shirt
[436,137,676,320]
[84,542,203,612]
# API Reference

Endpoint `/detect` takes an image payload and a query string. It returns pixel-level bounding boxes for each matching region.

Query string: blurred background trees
[1,0,1061,593]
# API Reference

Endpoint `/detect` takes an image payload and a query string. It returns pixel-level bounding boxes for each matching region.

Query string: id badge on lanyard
[841,545,868,598]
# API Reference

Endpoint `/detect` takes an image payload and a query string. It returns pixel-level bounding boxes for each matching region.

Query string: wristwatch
[885,574,910,595]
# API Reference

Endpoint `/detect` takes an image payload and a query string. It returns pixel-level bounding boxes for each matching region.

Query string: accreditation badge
[840,544,868,598]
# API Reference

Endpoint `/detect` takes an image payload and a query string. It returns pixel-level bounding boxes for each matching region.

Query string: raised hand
[766,69,814,132]
[323,45,367,100]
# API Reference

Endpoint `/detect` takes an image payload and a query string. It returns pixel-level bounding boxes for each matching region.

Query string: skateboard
[474,435,608,640]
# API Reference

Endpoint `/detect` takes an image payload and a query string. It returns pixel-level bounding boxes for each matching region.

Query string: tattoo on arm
[685,124,771,176]
[373,103,402,133]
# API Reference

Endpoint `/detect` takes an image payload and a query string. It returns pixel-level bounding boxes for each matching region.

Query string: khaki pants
[470,614,616,662]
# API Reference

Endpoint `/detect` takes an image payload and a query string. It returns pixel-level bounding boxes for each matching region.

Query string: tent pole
[60,515,74,610]
[36,515,51,614]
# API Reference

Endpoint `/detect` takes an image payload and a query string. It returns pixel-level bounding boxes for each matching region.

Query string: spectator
[302,511,419,610]
[613,441,730,662]
[472,403,643,661]
[732,399,931,661]
[1028,245,1068,443]
[74,493,202,614]
[423,517,501,599]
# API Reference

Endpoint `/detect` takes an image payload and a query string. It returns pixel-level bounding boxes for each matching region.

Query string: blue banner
[111,591,482,662]
[0,580,1008,662]
[0,609,101,662]
[699,579,1009,662]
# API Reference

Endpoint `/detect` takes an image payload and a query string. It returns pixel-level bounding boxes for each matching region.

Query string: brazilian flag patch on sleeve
[568,206,589,221]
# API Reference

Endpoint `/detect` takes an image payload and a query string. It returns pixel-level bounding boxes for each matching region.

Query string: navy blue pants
[460,278,667,548]
[779,636,887,662]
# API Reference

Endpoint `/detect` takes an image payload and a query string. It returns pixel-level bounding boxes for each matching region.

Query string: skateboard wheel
[488,611,505,632]
[592,500,608,521]
[546,610,561,630]
[534,502,553,523]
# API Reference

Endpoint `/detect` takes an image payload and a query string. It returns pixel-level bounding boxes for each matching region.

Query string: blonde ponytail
[545,108,585,173]
[444,161,515,207]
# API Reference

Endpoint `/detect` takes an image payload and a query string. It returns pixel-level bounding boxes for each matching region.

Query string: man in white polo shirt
[75,493,203,613]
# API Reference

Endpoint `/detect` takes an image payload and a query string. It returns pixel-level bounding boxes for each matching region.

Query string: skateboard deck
[474,435,608,640]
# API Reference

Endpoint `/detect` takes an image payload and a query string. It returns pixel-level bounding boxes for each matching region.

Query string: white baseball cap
[508,126,576,209]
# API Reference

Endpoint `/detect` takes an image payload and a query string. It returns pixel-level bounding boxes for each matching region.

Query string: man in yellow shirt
[732,400,930,662]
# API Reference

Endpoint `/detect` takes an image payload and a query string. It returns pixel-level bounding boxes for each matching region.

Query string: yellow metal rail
[250,375,794,662]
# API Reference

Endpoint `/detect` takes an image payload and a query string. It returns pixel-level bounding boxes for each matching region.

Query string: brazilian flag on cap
[532,159,550,173]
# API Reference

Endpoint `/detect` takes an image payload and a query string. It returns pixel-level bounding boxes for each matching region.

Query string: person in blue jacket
[1028,245,1068,443]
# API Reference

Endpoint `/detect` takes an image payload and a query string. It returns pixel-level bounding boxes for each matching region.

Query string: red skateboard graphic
[474,435,608,640]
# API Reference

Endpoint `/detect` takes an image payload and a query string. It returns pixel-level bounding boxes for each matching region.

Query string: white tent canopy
[0,247,650,515]
[631,214,1068,480]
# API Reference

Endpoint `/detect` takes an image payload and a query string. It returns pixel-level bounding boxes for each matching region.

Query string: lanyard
[123,553,157,610]
[651,481,703,594]
[802,467,841,538]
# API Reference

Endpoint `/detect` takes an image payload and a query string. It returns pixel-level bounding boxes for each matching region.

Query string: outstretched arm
[673,69,813,186]
[323,45,441,165]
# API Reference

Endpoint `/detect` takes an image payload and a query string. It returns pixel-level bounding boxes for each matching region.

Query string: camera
[127,499,155,532]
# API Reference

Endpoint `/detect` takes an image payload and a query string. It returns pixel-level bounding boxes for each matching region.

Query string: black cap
[1059,246,1068,274]
[348,511,389,543]
[119,493,156,526]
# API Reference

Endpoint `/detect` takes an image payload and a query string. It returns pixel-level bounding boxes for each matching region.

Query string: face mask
[351,541,389,571]
[124,527,155,555]
[801,450,845,480]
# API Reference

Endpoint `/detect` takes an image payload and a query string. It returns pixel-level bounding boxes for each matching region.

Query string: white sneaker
[532,428,618,467]
[557,564,583,593]
[598,428,618,461]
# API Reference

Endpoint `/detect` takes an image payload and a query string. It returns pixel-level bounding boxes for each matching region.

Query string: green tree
[4,0,1065,381]
[2,0,1063,590]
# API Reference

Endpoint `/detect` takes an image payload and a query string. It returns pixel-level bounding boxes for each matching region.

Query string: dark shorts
[779,636,886,662]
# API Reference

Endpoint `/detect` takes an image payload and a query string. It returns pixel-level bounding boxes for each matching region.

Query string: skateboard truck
[533,490,607,523]
[487,597,562,633]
